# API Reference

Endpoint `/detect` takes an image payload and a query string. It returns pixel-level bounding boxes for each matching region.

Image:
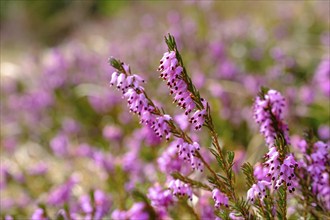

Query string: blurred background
[1,1,329,219]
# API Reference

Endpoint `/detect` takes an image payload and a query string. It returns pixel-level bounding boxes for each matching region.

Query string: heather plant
[106,34,329,219]
[1,2,329,220]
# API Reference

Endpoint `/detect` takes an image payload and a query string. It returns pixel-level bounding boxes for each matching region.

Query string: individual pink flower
[168,179,193,201]
[212,188,229,208]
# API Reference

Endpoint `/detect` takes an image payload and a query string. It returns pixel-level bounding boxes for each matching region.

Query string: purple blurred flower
[0,198,14,211]
[92,151,114,173]
[102,125,122,142]
[62,118,80,134]
[147,183,173,208]
[298,140,330,210]
[75,143,94,157]
[198,192,216,219]
[2,138,16,153]
[174,113,189,131]
[88,92,121,113]
[47,176,77,206]
[80,190,111,220]
[42,49,68,89]
[314,58,330,97]
[291,135,308,153]
[127,203,149,220]
[217,59,239,80]
[270,47,285,61]
[111,210,128,220]
[5,215,13,220]
[157,141,190,175]
[111,202,149,220]
[28,162,48,176]
[50,133,69,157]
[135,126,162,147]
[318,125,330,141]
[31,208,49,220]
[0,165,10,189]
[299,86,314,105]
[209,41,225,59]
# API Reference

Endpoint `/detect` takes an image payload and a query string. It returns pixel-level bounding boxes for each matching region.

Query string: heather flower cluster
[110,64,172,141]
[296,140,330,211]
[158,51,208,130]
[109,58,204,173]
[248,89,299,203]
[253,89,290,146]
[168,179,193,200]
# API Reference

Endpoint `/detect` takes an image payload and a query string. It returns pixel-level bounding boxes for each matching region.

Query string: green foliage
[241,163,256,188]
[276,185,287,220]
[109,57,128,74]
[215,208,230,220]
[258,87,270,99]
[232,198,255,220]
[227,151,235,165]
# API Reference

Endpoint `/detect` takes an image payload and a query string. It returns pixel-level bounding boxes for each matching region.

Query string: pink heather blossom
[298,141,330,210]
[175,138,203,172]
[158,51,208,131]
[254,89,290,146]
[110,69,172,141]
[251,89,298,200]
[247,181,271,202]
[79,190,111,220]
[47,176,77,206]
[253,163,270,181]
[110,66,204,171]
[264,147,298,192]
[147,183,173,208]
[157,142,190,175]
[189,108,207,130]
[168,179,193,201]
[212,188,229,208]
[291,136,308,153]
